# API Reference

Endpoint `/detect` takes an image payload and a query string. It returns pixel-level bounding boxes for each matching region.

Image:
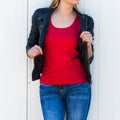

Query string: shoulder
[31,7,53,22]
[77,11,94,34]
[85,14,94,25]
[78,12,94,29]
[78,12,94,23]
[34,7,51,13]
[33,7,53,17]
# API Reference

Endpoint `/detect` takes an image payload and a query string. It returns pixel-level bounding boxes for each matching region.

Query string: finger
[34,46,43,55]
[82,37,93,43]
[83,36,93,41]
[81,33,92,40]
[32,47,41,54]
[82,35,92,40]
[28,51,35,58]
[34,45,43,55]
[80,31,90,38]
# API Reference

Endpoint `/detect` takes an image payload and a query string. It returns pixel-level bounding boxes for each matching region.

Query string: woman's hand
[27,45,43,59]
[80,31,93,47]
[80,31,94,58]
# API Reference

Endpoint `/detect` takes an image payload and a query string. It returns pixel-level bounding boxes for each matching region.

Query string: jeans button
[60,89,63,92]
[60,86,64,93]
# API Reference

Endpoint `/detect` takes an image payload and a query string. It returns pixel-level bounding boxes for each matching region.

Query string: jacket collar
[38,7,87,32]
[39,7,87,45]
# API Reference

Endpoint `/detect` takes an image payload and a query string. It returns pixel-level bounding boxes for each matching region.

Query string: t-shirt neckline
[50,15,78,29]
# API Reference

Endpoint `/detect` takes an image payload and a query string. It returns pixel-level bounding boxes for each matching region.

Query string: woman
[26,0,94,120]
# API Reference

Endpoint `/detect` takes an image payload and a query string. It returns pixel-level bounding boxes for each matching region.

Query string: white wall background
[0,0,120,120]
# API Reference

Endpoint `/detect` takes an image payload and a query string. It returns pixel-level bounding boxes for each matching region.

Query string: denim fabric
[39,82,91,120]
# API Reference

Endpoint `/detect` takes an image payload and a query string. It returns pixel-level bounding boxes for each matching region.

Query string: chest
[44,15,80,50]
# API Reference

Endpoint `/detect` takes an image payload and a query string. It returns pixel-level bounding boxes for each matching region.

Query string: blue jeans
[39,82,91,120]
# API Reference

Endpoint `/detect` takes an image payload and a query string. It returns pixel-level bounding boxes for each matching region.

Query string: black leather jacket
[26,7,94,84]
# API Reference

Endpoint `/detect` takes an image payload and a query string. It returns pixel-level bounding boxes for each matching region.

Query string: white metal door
[0,0,27,120]
[1,0,120,120]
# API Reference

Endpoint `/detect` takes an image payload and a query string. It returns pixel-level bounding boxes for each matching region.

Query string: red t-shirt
[40,15,87,85]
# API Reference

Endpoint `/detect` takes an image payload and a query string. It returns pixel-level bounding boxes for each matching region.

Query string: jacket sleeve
[86,16,94,64]
[26,10,39,58]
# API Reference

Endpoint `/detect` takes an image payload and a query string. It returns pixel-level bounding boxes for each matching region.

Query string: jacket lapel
[38,8,87,47]
[39,8,55,48]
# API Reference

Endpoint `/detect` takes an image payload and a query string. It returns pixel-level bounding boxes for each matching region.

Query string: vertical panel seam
[26,0,29,119]
[97,0,100,119]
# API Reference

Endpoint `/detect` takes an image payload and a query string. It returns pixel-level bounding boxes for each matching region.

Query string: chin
[63,0,79,5]
[70,0,79,5]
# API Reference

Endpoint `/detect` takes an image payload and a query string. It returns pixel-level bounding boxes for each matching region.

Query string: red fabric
[40,15,87,85]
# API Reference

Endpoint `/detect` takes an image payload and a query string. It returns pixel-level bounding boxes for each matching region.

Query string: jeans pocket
[79,82,91,93]
[39,83,56,95]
